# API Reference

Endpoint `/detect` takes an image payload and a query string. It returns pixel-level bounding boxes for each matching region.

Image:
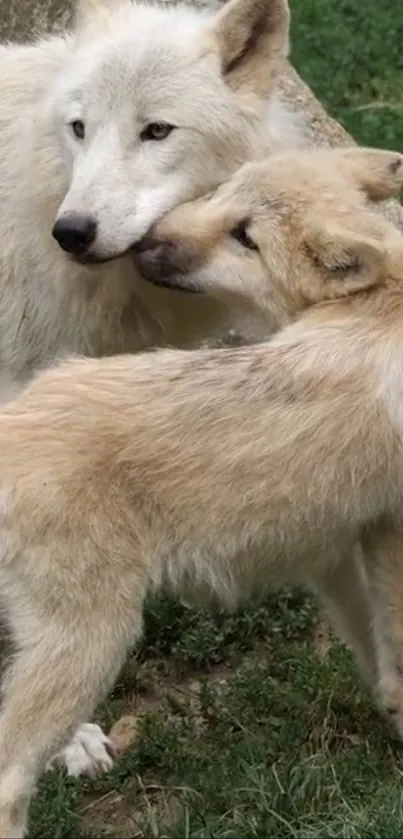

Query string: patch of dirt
[79,783,184,839]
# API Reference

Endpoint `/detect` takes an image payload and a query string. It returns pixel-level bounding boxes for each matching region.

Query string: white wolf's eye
[70,120,85,140]
[140,122,175,142]
[230,221,258,252]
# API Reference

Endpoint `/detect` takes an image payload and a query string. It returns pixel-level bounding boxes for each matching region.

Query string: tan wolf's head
[135,147,403,333]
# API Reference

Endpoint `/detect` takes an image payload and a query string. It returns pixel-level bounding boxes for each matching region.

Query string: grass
[290,0,403,150]
[29,0,403,836]
[31,592,403,838]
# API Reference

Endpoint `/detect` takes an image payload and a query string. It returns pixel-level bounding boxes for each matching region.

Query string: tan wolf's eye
[70,120,85,140]
[230,221,258,252]
[141,122,176,142]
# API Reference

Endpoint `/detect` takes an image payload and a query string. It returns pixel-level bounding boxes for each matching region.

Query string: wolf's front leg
[313,542,378,687]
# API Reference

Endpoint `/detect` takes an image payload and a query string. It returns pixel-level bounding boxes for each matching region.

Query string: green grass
[31,593,403,838]
[29,0,403,836]
[290,0,403,150]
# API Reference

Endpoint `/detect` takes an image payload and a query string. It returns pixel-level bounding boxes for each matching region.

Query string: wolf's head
[50,0,290,263]
[134,147,403,333]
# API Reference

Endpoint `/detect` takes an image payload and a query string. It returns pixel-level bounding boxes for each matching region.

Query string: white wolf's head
[50,0,290,263]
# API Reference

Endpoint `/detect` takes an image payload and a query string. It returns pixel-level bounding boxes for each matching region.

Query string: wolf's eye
[70,120,85,140]
[141,122,176,142]
[230,221,258,252]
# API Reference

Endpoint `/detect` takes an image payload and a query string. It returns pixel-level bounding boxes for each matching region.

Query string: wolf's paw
[47,722,115,778]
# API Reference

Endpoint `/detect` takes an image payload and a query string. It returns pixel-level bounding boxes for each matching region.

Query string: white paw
[47,723,115,779]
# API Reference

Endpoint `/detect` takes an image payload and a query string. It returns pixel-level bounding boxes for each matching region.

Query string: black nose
[52,213,98,255]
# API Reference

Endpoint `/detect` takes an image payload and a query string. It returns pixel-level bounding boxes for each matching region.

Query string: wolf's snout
[132,237,180,278]
[133,237,202,294]
[135,239,183,281]
[131,234,162,255]
[52,213,98,256]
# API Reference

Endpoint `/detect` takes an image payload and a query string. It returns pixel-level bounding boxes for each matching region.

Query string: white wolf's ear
[304,225,387,301]
[208,0,290,95]
[335,148,403,202]
[73,0,126,33]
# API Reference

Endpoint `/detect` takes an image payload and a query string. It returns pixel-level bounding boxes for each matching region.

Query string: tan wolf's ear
[336,147,403,201]
[73,0,126,33]
[304,224,387,302]
[208,0,290,95]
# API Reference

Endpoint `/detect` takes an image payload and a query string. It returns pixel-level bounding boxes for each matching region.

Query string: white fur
[47,723,114,778]
[0,0,299,398]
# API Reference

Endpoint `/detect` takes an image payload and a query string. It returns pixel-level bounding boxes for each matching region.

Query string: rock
[108,715,138,755]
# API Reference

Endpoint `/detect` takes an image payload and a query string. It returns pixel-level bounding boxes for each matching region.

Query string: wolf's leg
[361,524,403,736]
[313,543,377,686]
[0,606,141,838]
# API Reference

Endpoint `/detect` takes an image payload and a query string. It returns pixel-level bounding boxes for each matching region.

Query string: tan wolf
[0,146,403,836]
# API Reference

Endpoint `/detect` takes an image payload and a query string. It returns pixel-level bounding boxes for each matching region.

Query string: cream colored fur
[1,146,403,835]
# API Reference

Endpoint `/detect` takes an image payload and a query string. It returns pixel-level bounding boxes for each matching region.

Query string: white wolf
[0,0,297,403]
[0,0,299,779]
